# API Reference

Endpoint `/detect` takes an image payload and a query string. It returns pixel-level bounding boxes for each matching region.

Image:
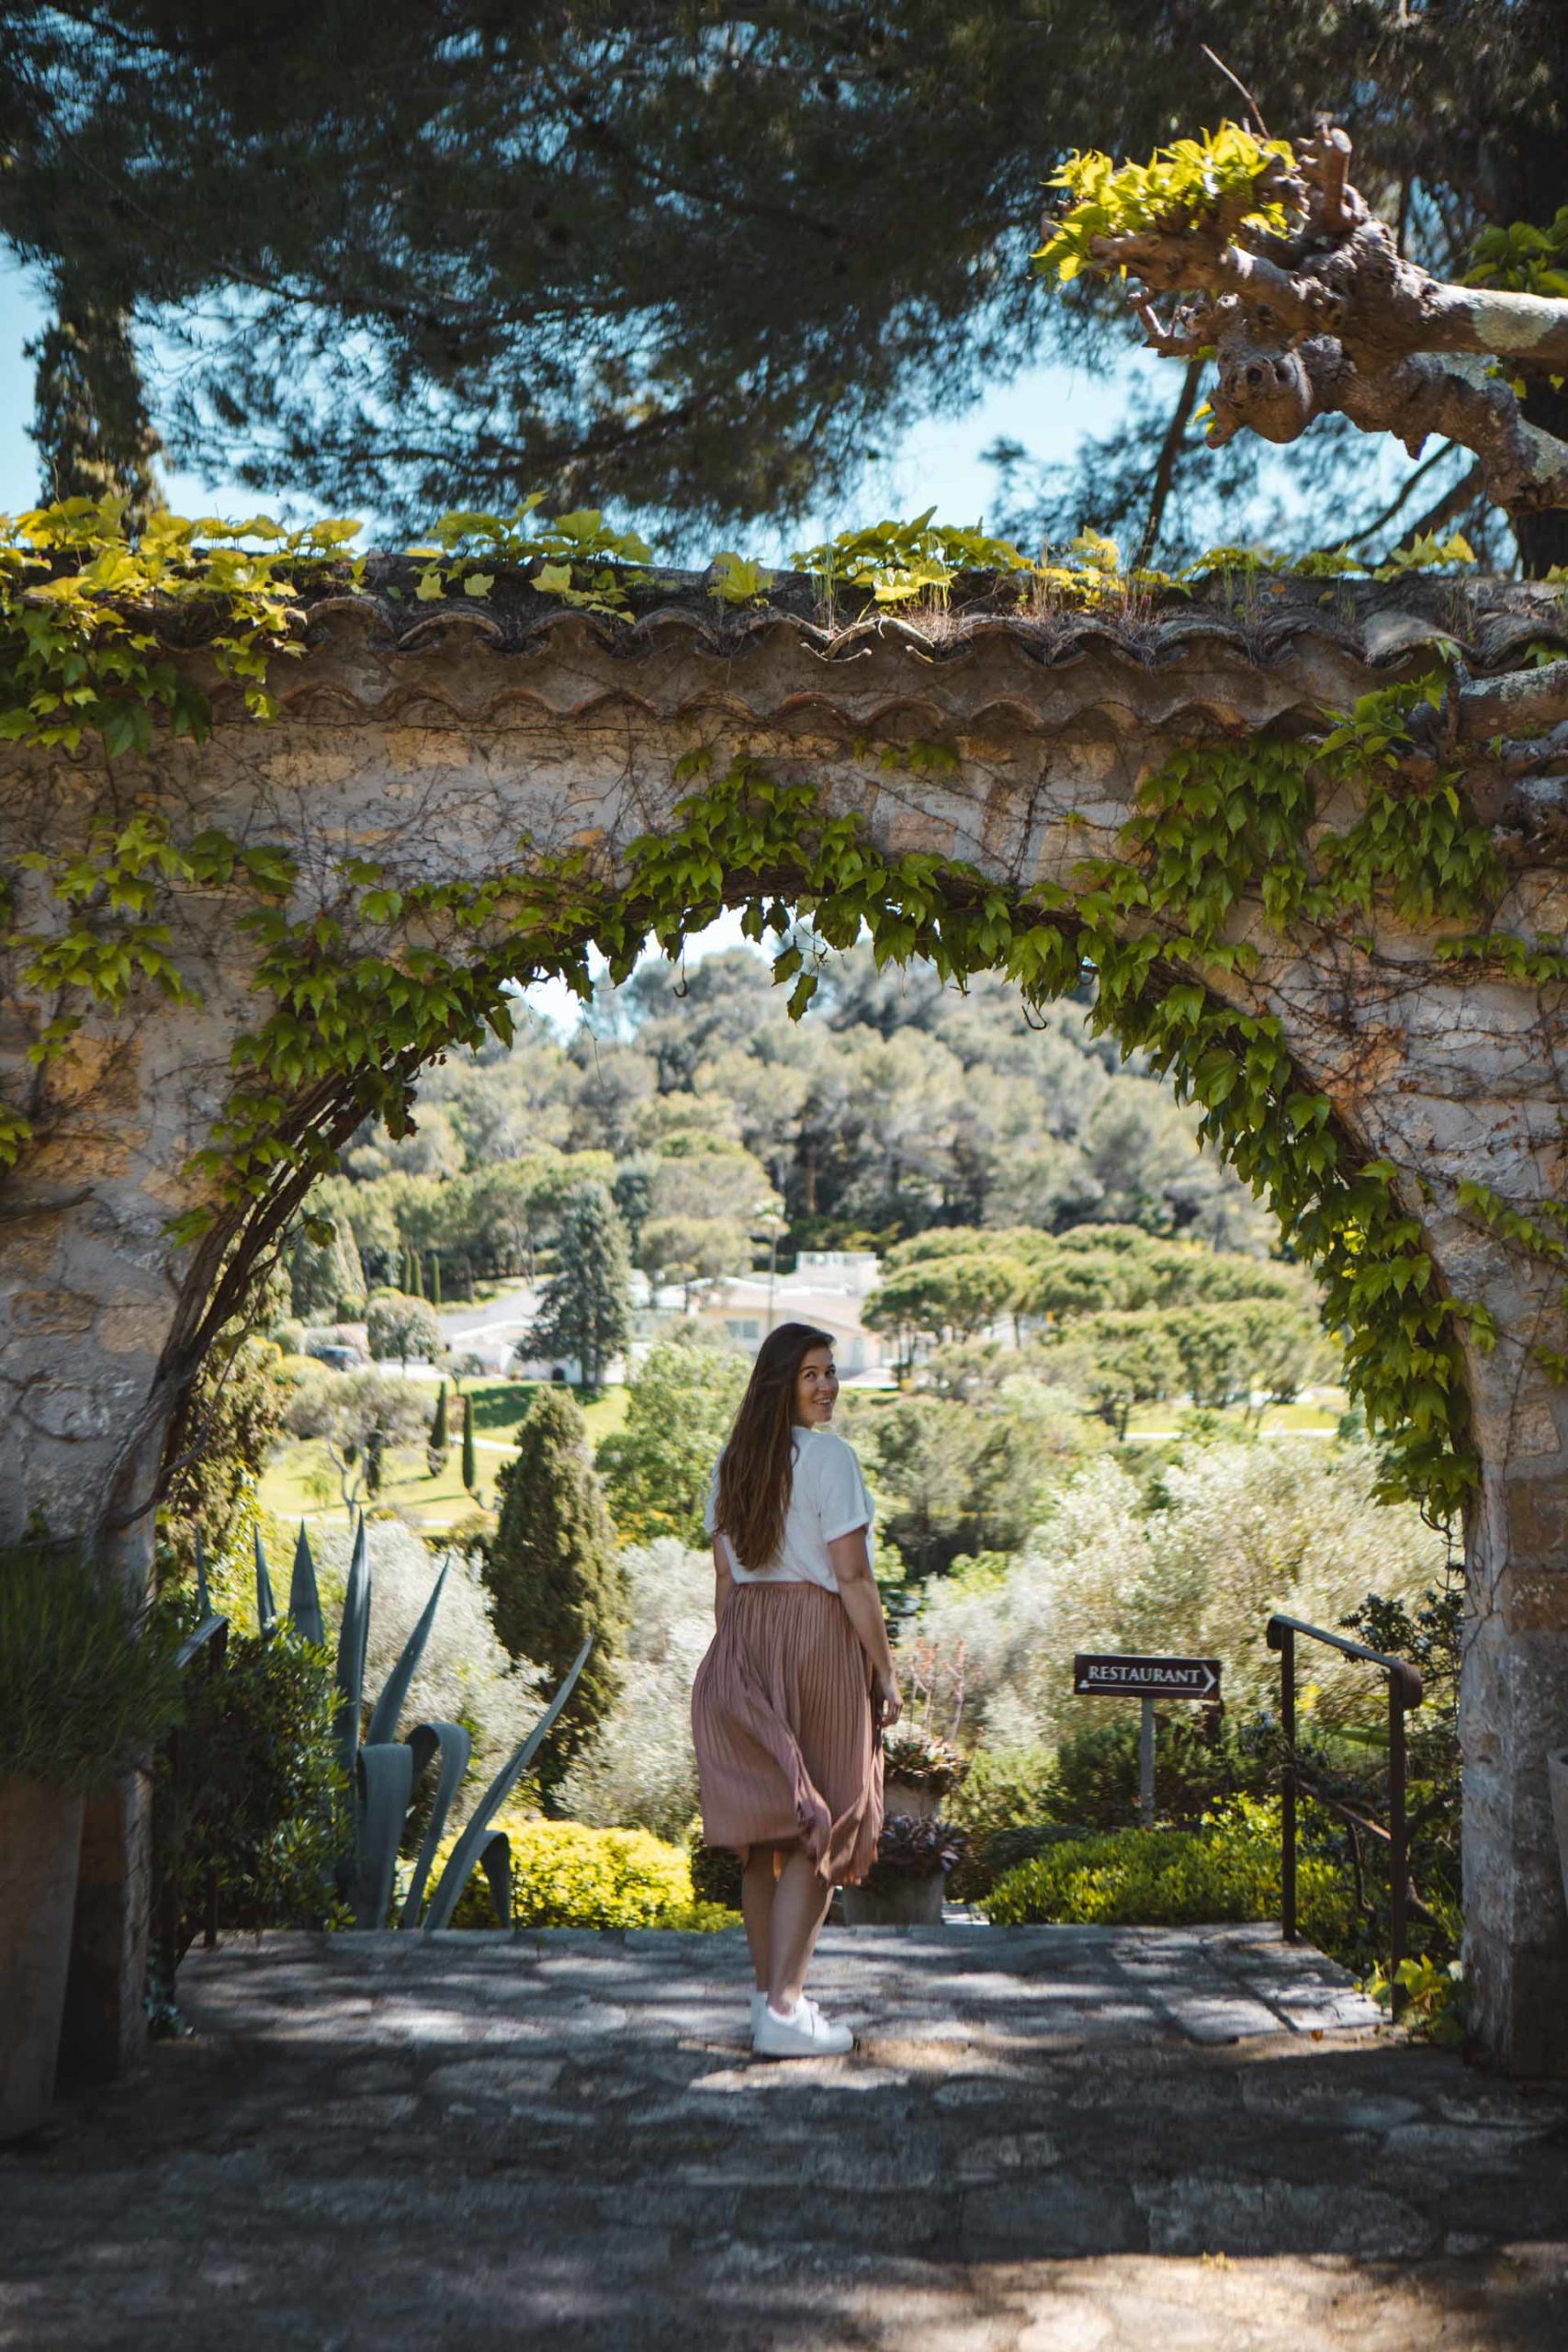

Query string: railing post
[1278,1620,1297,1945]
[1388,1671,1408,2019]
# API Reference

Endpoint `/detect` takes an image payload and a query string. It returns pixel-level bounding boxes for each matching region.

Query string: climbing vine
[4,495,1566,1519]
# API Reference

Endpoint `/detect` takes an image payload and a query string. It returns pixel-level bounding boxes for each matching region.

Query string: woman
[691,1321,901,2058]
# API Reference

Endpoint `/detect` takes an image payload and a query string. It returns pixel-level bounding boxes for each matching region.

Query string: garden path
[3,1924,1566,2349]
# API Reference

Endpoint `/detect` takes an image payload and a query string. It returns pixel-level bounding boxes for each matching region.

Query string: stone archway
[5,569,1568,2075]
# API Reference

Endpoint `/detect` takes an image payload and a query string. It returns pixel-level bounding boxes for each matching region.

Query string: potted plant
[0,1538,182,2140]
[841,1814,967,1927]
[880,1721,967,1820]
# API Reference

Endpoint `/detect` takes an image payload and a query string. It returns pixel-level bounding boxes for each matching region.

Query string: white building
[690,1250,889,1377]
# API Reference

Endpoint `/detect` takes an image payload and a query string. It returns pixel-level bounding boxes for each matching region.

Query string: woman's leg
[740,1844,777,1991]
[767,1848,833,2013]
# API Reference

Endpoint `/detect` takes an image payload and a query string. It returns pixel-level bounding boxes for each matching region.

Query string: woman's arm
[711,1540,735,1628]
[827,1528,902,1724]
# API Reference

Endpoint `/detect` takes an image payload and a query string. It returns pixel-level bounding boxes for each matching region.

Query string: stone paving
[3,1923,1567,2349]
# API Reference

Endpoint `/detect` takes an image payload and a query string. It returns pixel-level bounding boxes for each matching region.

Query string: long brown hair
[714,1322,835,1570]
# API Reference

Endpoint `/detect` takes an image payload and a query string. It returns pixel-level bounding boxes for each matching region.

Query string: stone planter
[840,1870,946,1927]
[1550,1751,1568,1921]
[0,1778,86,2140]
[884,1775,940,1821]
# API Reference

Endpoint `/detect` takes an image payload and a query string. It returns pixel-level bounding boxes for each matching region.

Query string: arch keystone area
[5,563,1568,2075]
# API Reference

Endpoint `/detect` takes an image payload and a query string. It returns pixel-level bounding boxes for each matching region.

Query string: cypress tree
[483,1385,626,1786]
[410,1250,424,1299]
[461,1393,477,1495]
[527,1181,631,1392]
[431,1382,449,1453]
[430,1250,443,1310]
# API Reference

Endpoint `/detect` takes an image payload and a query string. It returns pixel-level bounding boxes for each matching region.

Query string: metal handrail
[1265,1611,1423,2016]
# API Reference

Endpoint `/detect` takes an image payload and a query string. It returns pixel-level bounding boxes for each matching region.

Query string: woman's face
[795,1346,839,1425]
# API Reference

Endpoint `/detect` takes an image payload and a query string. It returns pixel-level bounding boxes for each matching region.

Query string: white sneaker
[752,1995,854,2058]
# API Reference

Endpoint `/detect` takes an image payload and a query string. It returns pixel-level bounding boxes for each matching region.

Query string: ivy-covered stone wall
[5,564,1568,2074]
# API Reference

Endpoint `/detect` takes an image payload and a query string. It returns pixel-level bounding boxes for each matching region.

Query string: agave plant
[254,1518,588,1931]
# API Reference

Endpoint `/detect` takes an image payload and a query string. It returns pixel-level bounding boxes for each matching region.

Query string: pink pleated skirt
[690,1580,884,1885]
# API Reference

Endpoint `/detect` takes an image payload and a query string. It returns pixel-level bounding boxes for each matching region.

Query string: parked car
[306,1340,365,1372]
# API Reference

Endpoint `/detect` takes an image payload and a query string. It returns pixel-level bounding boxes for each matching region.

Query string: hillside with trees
[290,944,1280,1327]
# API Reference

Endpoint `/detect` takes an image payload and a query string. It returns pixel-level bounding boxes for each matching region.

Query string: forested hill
[310,947,1275,1302]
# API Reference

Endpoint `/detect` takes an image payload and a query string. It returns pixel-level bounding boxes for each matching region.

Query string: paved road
[3,1925,1566,2349]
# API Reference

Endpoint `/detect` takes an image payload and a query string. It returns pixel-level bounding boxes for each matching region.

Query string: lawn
[259,1377,631,1532]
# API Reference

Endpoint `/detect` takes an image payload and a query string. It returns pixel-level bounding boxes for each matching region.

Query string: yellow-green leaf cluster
[1033,123,1298,283]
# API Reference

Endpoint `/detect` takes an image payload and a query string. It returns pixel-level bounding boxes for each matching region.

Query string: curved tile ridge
[286,571,1567,664]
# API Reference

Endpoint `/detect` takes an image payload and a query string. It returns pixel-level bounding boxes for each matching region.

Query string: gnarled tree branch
[1067,126,1568,521]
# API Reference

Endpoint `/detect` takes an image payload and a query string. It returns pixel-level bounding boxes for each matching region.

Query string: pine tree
[461,1393,477,1495]
[527,1182,631,1393]
[483,1385,626,1785]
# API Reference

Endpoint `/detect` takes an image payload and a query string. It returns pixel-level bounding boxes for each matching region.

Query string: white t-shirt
[704,1424,875,1592]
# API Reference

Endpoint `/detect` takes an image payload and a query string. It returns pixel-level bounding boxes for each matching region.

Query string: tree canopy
[5,3,1566,562]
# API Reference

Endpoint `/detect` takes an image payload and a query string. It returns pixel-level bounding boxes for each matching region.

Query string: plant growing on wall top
[1034,121,1568,526]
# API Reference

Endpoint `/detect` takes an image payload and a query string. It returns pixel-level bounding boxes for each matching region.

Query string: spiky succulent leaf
[398,1719,473,1928]
[351,1740,415,1928]
[333,1515,370,1778]
[254,1524,276,1631]
[175,1610,227,1671]
[476,1829,511,1929]
[365,1556,448,1748]
[288,1521,323,1646]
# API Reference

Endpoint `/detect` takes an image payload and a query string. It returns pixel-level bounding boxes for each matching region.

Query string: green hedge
[982,1796,1355,1949]
[446,1819,740,1930]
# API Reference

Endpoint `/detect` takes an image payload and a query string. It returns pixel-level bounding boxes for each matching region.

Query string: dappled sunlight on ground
[4,1927,1564,2347]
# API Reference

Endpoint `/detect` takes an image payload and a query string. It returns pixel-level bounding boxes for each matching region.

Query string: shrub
[1046,1714,1264,1831]
[442,1818,737,1930]
[152,1624,344,1973]
[955,1822,1088,1899]
[367,1289,444,1367]
[595,1332,748,1543]
[2,1537,183,1795]
[916,1439,1444,1747]
[557,1540,713,1838]
[942,1745,1072,1899]
[688,1838,744,1911]
[510,1822,694,1927]
[947,1743,1057,1841]
[982,1794,1355,1950]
